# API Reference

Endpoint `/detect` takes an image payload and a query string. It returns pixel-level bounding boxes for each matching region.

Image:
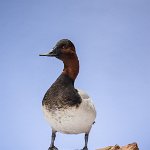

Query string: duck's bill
[39,49,58,57]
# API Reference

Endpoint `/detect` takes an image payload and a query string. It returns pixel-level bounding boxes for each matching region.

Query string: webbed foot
[48,146,58,150]
[82,146,88,150]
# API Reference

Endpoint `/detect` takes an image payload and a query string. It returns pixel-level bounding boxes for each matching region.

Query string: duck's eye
[62,45,66,49]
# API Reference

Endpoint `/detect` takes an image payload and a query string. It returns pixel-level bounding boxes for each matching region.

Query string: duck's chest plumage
[42,74,81,110]
[42,74,96,134]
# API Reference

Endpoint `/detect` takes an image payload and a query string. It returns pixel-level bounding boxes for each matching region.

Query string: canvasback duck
[39,39,96,150]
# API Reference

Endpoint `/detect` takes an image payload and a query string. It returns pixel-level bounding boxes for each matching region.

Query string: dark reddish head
[39,39,76,61]
[40,39,79,80]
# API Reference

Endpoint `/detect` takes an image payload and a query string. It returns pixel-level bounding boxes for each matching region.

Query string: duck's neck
[62,54,79,81]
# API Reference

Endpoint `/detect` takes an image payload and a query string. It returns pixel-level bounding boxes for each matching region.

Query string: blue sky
[0,0,150,150]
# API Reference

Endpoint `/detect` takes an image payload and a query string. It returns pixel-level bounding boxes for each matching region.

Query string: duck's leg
[48,130,58,150]
[82,133,89,150]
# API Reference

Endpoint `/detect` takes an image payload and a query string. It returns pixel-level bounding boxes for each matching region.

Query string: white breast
[42,89,96,134]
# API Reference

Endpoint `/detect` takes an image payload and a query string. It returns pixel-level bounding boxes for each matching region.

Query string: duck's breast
[42,89,96,134]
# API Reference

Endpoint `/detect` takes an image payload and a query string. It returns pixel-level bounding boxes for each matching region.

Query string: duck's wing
[77,89,90,99]
[77,89,96,109]
[77,89,96,123]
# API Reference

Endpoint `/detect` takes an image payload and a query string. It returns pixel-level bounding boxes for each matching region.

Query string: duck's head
[39,39,76,61]
[40,39,79,80]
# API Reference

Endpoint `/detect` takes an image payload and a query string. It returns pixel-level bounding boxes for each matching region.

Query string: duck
[39,39,96,150]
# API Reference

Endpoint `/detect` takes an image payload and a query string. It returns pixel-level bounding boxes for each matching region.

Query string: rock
[97,142,139,150]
